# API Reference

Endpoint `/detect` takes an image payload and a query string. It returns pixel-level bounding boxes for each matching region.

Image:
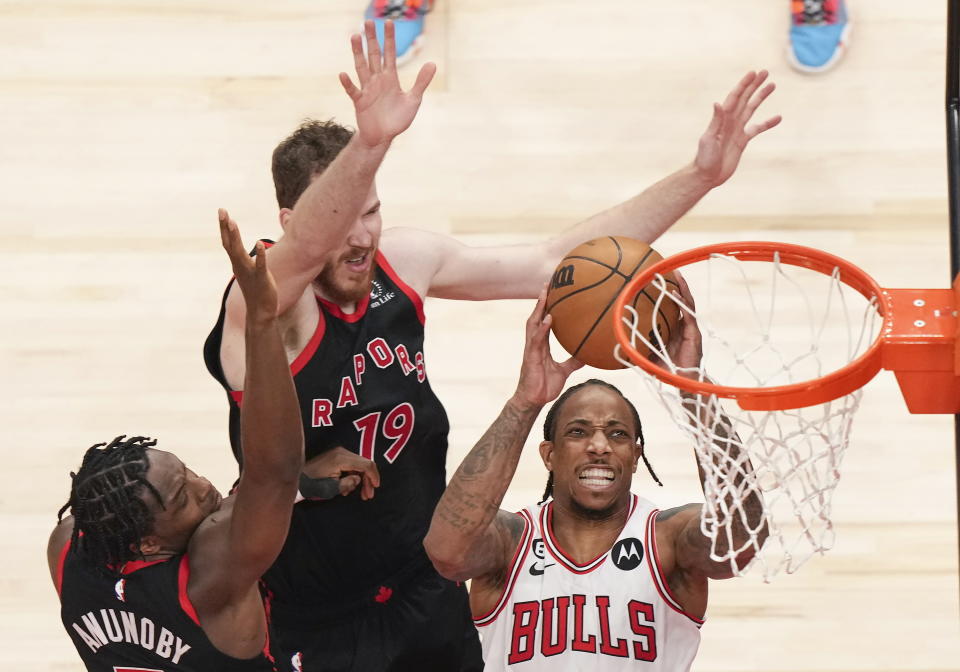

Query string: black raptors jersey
[57,538,275,671]
[203,250,451,621]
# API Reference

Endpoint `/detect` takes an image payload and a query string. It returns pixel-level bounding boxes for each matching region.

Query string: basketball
[545,236,681,369]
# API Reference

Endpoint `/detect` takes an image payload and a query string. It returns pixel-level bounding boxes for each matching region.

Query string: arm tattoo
[429,400,540,575]
[680,396,768,570]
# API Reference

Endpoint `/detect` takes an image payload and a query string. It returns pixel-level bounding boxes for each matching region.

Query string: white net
[615,250,883,580]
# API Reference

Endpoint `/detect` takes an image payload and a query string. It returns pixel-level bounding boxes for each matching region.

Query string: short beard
[315,264,374,304]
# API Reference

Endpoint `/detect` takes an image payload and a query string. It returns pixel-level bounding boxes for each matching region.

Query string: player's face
[541,386,641,518]
[143,449,223,553]
[314,182,383,306]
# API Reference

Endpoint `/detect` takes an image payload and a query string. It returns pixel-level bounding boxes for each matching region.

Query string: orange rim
[612,241,889,411]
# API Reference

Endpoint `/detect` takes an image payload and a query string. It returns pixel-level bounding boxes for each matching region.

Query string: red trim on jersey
[317,293,370,323]
[119,557,167,574]
[230,305,326,400]
[177,555,203,627]
[290,308,326,375]
[644,509,705,627]
[376,251,425,326]
[56,536,72,597]
[542,496,639,575]
[473,510,534,627]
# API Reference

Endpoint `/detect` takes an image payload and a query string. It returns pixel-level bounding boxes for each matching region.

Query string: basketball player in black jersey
[203,19,782,672]
[48,215,303,671]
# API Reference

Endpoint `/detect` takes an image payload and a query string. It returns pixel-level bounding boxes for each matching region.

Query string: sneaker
[364,0,432,65]
[788,0,850,73]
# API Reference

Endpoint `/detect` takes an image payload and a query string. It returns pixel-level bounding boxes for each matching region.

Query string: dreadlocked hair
[57,436,164,568]
[538,379,662,504]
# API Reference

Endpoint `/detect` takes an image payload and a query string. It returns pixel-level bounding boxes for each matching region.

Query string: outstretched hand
[513,288,584,410]
[219,208,277,323]
[339,20,437,149]
[694,70,782,187]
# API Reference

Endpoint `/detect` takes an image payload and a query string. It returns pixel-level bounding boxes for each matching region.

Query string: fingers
[350,33,369,85]
[339,475,362,497]
[383,19,397,70]
[218,208,233,250]
[526,285,549,334]
[745,114,783,139]
[254,240,267,274]
[745,81,776,118]
[671,270,695,311]
[733,69,767,119]
[364,20,382,74]
[339,72,361,101]
[703,102,723,138]
[361,459,381,500]
[721,71,754,112]
[410,62,437,98]
[218,208,249,271]
[560,357,584,377]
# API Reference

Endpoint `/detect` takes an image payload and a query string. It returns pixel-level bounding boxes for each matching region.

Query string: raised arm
[653,276,767,586]
[224,20,436,321]
[424,290,582,585]
[384,70,781,301]
[188,212,304,601]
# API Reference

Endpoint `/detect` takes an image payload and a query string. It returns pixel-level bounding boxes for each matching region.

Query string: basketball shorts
[267,567,483,672]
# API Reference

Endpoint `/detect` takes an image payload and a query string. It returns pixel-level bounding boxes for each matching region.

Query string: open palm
[695,70,782,187]
[339,20,437,149]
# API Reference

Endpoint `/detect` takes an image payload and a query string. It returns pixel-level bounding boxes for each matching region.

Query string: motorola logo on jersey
[611,538,644,571]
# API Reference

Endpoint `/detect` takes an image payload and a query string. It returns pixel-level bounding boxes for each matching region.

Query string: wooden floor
[2,0,958,669]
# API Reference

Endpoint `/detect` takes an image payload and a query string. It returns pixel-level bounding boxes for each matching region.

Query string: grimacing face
[539,386,642,519]
[139,449,222,555]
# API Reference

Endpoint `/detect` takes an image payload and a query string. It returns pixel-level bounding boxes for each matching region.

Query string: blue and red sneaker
[364,0,432,65]
[788,0,850,73]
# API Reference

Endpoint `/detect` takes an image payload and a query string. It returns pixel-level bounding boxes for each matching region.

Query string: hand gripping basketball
[513,288,584,410]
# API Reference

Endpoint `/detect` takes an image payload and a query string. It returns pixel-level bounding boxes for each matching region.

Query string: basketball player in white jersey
[425,281,765,671]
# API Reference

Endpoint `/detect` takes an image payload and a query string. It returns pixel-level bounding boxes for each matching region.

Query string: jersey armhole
[376,250,425,325]
[473,510,534,627]
[645,509,705,627]
[55,536,72,597]
[177,554,203,627]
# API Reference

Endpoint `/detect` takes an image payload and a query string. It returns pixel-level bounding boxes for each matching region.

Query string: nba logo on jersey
[291,651,303,672]
[113,578,126,602]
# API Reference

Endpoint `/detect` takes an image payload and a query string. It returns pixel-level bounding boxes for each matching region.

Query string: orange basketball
[546,236,681,369]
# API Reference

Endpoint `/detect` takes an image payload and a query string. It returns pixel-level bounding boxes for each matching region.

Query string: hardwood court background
[1,0,957,669]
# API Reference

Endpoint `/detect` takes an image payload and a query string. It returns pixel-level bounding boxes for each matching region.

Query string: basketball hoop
[611,241,960,579]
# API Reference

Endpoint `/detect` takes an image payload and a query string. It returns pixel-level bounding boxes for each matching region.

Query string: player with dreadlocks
[47,212,305,672]
[538,379,662,505]
[425,278,768,671]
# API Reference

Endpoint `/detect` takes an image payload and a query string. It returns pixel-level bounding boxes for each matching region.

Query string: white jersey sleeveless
[475,495,703,671]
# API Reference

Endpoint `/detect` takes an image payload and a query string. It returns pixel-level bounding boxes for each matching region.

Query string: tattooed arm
[424,289,582,584]
[654,276,767,600]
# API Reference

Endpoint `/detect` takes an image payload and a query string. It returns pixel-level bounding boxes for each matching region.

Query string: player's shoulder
[47,516,74,590]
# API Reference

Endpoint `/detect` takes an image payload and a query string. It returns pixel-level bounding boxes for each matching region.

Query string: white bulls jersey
[475,495,703,671]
